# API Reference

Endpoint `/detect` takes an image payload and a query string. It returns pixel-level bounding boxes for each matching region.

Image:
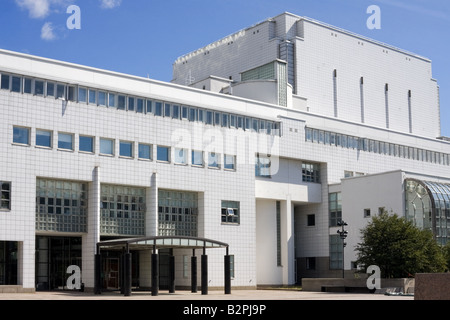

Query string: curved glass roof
[97,236,228,251]
[405,179,450,245]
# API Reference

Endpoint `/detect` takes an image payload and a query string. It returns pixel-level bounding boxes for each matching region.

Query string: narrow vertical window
[333,69,338,117]
[408,90,412,133]
[35,80,45,96]
[78,87,87,103]
[276,201,281,266]
[108,93,116,108]
[360,77,365,123]
[385,83,389,129]
[1,74,10,90]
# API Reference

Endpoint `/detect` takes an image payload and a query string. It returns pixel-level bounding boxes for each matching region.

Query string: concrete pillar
[146,172,158,236]
[280,197,295,285]
[83,166,101,290]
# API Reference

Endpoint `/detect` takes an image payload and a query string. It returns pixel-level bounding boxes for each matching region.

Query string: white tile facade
[0,11,450,291]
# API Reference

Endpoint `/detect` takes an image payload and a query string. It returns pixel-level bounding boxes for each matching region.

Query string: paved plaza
[0,289,415,300]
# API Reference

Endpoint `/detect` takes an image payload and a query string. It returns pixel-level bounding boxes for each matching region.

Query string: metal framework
[95,236,230,296]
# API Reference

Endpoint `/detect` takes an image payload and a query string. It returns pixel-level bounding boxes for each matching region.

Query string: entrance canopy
[97,235,229,252]
[94,236,231,296]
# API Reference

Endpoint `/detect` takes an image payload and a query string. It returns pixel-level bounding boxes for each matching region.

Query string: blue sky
[1,0,449,137]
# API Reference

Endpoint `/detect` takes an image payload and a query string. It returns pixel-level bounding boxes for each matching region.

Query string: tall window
[0,241,18,285]
[1,74,10,90]
[330,234,343,269]
[329,192,342,227]
[221,200,240,224]
[255,154,271,177]
[0,182,11,210]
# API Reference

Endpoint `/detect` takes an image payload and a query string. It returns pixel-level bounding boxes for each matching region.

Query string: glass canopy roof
[97,235,229,251]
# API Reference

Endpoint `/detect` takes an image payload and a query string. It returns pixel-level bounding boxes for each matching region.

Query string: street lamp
[337,220,348,278]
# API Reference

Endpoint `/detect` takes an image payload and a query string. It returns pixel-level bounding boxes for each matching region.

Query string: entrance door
[105,258,120,289]
[158,249,170,290]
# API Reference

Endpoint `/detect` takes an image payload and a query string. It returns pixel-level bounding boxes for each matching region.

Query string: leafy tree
[443,242,450,272]
[355,211,447,278]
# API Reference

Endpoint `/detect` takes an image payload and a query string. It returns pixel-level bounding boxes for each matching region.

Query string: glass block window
[329,234,343,269]
[158,189,198,237]
[35,179,88,233]
[100,184,146,236]
[221,200,240,224]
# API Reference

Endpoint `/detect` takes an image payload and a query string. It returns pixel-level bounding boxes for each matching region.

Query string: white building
[0,12,449,294]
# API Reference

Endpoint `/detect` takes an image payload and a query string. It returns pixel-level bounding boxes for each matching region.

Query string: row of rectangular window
[1,72,281,136]
[306,127,450,166]
[13,126,237,170]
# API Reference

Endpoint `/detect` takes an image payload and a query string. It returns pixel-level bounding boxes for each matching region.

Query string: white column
[280,197,295,285]
[82,166,100,290]
[146,172,158,236]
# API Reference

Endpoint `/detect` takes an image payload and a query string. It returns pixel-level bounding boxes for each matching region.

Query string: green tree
[443,242,450,272]
[355,211,446,278]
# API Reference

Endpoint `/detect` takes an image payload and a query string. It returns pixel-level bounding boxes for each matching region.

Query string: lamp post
[337,220,348,278]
